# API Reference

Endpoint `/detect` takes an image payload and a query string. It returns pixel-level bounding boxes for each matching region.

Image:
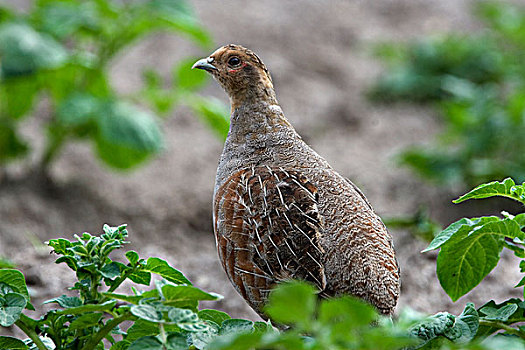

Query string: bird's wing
[214,166,327,303]
[343,176,373,211]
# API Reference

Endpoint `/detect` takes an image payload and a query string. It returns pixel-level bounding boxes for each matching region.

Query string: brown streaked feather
[214,166,326,316]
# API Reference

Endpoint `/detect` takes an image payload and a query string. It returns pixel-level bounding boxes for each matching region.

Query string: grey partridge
[193,44,400,317]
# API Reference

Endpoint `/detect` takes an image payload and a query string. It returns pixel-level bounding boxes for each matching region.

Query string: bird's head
[192,44,277,109]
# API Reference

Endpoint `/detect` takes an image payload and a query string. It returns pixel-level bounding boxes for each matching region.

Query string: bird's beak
[192,57,218,72]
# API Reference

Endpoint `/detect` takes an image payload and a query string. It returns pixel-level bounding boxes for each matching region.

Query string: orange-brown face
[192,44,274,104]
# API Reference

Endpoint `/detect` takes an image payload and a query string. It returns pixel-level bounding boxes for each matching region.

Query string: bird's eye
[228,56,241,66]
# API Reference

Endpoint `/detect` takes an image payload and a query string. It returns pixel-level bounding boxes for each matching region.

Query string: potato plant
[0,225,259,350]
[0,0,229,174]
[1,179,525,349]
[423,178,525,343]
[0,224,412,350]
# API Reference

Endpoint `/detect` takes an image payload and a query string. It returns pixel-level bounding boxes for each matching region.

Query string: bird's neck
[228,75,278,111]
[227,101,293,144]
[215,101,301,193]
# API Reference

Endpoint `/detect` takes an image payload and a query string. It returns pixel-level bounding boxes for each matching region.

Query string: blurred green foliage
[0,0,229,174]
[0,255,15,269]
[370,1,525,187]
[385,206,442,242]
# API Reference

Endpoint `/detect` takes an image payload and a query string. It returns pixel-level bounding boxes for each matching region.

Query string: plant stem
[15,314,48,350]
[81,312,136,350]
[107,269,134,294]
[90,278,99,302]
[98,268,134,304]
[478,319,525,339]
[159,323,167,344]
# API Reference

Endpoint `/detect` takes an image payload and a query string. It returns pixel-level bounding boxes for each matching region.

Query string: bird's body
[193,45,400,318]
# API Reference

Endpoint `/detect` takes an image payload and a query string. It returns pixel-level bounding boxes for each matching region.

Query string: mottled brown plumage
[193,44,400,318]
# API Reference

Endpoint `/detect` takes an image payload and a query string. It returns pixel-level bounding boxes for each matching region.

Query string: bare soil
[0,0,521,335]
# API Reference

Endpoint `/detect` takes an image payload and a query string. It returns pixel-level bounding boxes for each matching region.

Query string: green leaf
[436,220,513,301]
[68,312,104,330]
[0,121,29,163]
[44,295,82,308]
[318,296,377,328]
[480,303,519,322]
[168,307,198,322]
[264,281,317,327]
[145,0,211,47]
[130,304,163,323]
[47,238,73,255]
[475,299,525,339]
[95,102,163,169]
[454,178,525,204]
[144,258,191,285]
[128,333,188,350]
[410,304,478,346]
[0,336,28,350]
[101,262,124,280]
[128,336,163,350]
[189,324,219,349]
[189,97,230,140]
[423,216,499,252]
[55,300,117,315]
[2,76,40,119]
[56,93,102,127]
[37,1,100,39]
[505,240,525,259]
[174,58,208,90]
[165,333,187,350]
[128,270,152,286]
[219,319,254,336]
[253,321,273,333]
[125,319,160,342]
[450,303,479,343]
[147,0,195,22]
[161,284,222,306]
[514,213,525,229]
[198,309,231,325]
[205,332,266,350]
[0,269,30,302]
[0,23,68,76]
[168,308,208,332]
[102,292,144,305]
[0,292,26,326]
[54,256,78,271]
[126,251,140,265]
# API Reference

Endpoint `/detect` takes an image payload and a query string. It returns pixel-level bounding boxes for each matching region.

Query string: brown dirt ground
[1,0,522,336]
